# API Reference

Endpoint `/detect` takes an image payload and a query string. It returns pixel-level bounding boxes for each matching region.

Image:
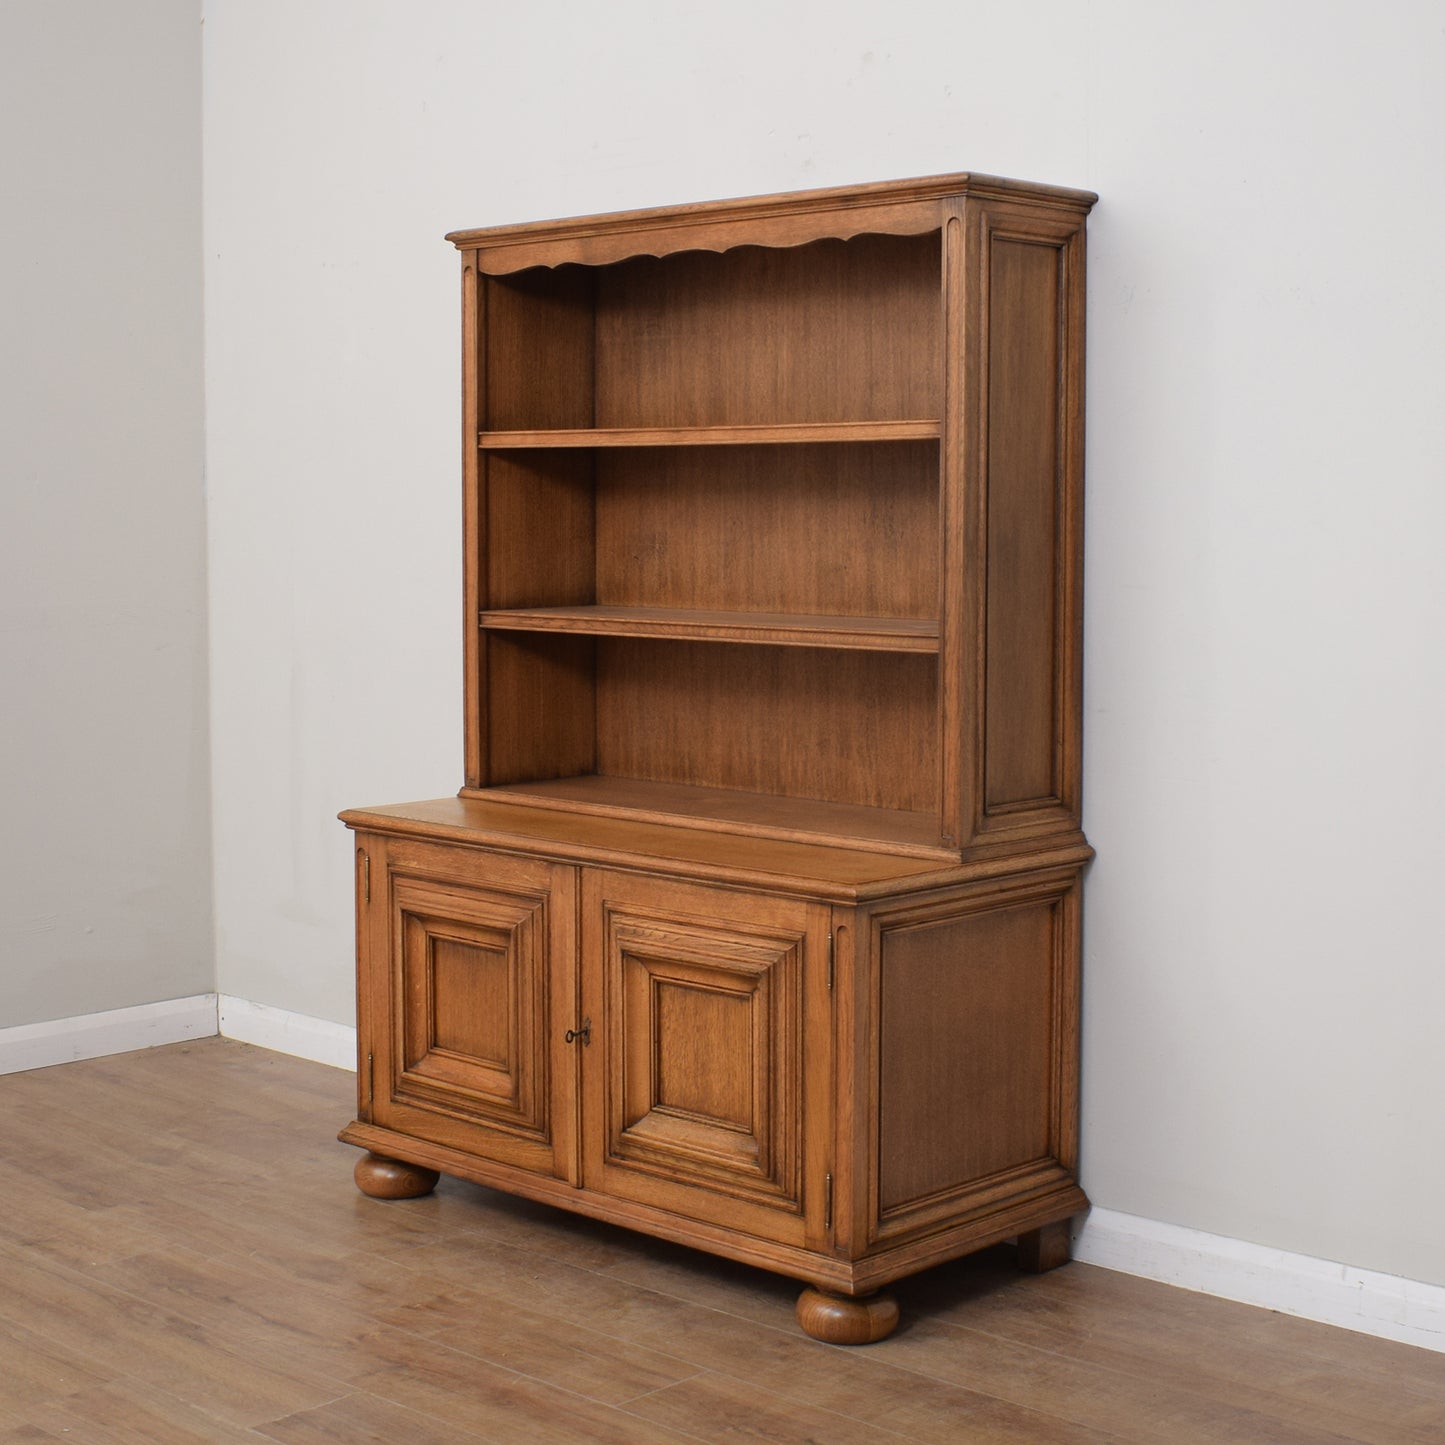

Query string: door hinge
[364,1051,374,1108]
[827,931,835,991]
[824,1172,834,1231]
[359,848,370,904]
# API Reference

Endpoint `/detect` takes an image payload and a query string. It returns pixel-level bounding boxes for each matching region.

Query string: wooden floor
[0,1041,1441,1442]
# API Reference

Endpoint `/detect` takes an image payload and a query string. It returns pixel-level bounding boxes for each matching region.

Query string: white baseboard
[1074,1206,1445,1355]
[0,994,219,1075]
[217,994,355,1071]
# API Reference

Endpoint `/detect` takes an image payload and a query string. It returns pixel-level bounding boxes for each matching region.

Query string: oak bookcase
[340,172,1097,1343]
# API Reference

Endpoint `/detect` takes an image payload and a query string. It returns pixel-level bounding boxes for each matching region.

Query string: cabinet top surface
[340,797,1090,898]
[445,171,1097,266]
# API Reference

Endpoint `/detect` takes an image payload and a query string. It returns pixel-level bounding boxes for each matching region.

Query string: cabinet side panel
[877,899,1055,1211]
[596,639,937,812]
[983,238,1061,811]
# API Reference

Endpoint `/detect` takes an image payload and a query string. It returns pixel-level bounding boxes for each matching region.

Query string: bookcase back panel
[484,452,595,609]
[595,640,937,813]
[482,266,595,431]
[485,634,597,782]
[593,234,941,428]
[594,443,938,619]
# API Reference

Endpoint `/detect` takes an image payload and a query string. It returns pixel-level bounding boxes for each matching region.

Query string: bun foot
[1017,1218,1072,1273]
[796,1287,899,1344]
[354,1152,440,1199]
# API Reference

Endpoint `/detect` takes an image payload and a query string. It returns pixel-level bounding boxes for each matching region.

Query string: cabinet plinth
[341,171,1095,1341]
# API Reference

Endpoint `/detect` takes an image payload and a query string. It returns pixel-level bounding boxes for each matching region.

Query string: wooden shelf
[478,420,941,450]
[478,605,940,653]
[461,775,952,857]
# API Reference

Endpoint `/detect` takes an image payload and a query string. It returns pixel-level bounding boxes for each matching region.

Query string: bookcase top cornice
[445,171,1097,270]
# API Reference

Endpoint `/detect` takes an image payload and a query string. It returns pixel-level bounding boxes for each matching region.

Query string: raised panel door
[579,869,832,1249]
[359,836,578,1182]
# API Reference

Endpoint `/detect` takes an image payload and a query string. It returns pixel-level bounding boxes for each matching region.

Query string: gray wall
[0,0,211,1026]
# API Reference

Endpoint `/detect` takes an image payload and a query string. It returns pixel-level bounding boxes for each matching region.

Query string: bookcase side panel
[946,200,1087,849]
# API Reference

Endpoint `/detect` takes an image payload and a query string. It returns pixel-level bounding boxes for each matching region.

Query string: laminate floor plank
[2,1039,1441,1445]
[620,1369,923,1443]
[0,1242,348,1430]
[345,1291,702,1407]
[17,1380,265,1443]
[375,1235,1126,1440]
[902,1255,1445,1443]
[253,1390,496,1444]
[92,1236,701,1411]
[332,1332,703,1444]
[882,1318,1369,1444]
[0,1318,117,1411]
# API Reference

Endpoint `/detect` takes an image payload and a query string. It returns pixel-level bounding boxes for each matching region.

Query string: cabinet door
[358,836,578,1183]
[580,870,832,1249]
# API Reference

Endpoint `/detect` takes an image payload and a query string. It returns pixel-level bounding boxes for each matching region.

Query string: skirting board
[0,994,219,1075]
[217,994,355,1071]
[1073,1207,1445,1355]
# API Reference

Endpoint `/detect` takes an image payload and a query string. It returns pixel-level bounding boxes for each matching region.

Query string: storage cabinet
[340,171,1096,1343]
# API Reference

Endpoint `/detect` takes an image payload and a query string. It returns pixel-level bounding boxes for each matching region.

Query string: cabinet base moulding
[339,1124,1085,1298]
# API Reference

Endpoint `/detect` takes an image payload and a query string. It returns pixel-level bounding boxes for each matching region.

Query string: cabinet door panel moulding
[342,171,1097,1342]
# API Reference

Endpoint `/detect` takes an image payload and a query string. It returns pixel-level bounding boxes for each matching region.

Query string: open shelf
[461,775,950,857]
[478,605,940,653]
[479,420,941,450]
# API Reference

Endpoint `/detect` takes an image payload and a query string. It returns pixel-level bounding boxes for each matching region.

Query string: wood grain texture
[361,838,579,1184]
[483,633,596,784]
[595,639,938,813]
[3,1042,1441,1442]
[461,254,483,788]
[480,605,939,653]
[594,234,941,428]
[354,1152,440,1199]
[446,171,1096,269]
[1017,1219,1072,1273]
[342,794,995,888]
[863,867,1085,1252]
[580,870,831,1250]
[795,1287,900,1345]
[482,450,594,610]
[481,266,594,432]
[479,419,940,447]
[594,441,938,620]
[960,197,1090,848]
[877,899,1056,1212]
[984,235,1062,809]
